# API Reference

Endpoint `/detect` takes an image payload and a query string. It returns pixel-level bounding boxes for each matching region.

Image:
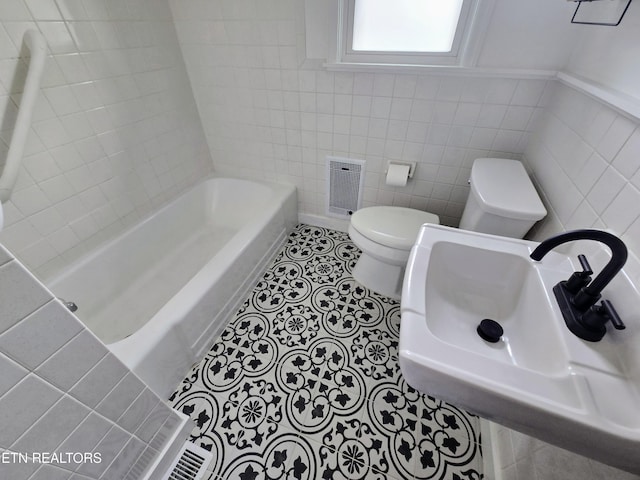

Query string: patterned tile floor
[169,225,483,480]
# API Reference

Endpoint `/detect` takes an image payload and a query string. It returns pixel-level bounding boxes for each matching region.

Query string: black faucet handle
[565,254,593,294]
[580,299,625,336]
[601,299,625,330]
[577,254,593,275]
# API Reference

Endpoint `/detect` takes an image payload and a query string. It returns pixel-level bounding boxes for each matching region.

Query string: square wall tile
[565,202,599,231]
[597,115,636,162]
[574,151,608,196]
[12,394,89,454]
[0,300,84,370]
[74,353,128,408]
[117,388,160,434]
[511,79,547,107]
[96,373,146,422]
[76,425,130,478]
[25,0,63,20]
[36,329,108,391]
[601,184,640,235]
[0,0,213,280]
[586,166,626,216]
[0,260,52,335]
[55,412,111,460]
[0,0,32,20]
[0,374,62,448]
[0,450,40,479]
[0,353,27,397]
[134,402,171,444]
[611,127,640,179]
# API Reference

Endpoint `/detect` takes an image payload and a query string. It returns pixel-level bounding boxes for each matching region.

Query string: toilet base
[352,252,404,300]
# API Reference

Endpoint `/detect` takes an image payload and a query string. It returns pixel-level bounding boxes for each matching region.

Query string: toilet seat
[350,206,439,250]
[348,225,410,265]
[348,206,440,299]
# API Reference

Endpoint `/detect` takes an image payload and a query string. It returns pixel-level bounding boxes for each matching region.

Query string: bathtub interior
[88,223,239,343]
[47,179,293,345]
[45,178,297,398]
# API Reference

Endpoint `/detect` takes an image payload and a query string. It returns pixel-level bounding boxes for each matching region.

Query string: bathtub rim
[45,176,296,380]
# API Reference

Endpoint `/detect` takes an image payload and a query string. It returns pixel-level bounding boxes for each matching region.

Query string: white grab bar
[0,30,47,203]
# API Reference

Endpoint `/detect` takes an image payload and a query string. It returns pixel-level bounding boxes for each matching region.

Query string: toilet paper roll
[385,163,411,187]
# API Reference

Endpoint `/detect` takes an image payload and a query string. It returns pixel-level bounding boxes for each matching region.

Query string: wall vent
[162,442,212,480]
[326,156,365,217]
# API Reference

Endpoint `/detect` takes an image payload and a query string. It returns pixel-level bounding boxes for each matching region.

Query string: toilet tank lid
[471,158,547,221]
[351,206,440,249]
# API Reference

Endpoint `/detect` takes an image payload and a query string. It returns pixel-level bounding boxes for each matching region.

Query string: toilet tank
[459,158,547,238]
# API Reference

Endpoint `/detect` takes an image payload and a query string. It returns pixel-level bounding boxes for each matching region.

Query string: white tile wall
[508,82,640,480]
[0,244,183,480]
[168,0,548,227]
[490,422,639,480]
[0,0,213,280]
[525,82,640,259]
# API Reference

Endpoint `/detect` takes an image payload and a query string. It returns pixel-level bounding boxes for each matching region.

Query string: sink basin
[400,225,640,473]
[425,241,568,375]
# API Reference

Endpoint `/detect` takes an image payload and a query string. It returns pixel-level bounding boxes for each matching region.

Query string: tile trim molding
[557,72,640,122]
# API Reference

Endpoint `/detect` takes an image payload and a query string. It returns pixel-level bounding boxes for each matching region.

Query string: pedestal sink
[399,225,640,474]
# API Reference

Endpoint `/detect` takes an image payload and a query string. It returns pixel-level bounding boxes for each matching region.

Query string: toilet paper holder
[385,161,416,179]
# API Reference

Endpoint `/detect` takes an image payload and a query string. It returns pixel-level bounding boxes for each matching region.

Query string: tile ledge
[557,72,640,122]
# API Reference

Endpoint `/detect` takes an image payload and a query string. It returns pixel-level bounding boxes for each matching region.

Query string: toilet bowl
[348,158,547,300]
[348,206,439,300]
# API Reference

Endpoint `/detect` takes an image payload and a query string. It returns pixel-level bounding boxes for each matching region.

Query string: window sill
[323,61,557,79]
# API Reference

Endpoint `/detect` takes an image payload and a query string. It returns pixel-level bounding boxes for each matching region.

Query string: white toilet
[348,158,547,299]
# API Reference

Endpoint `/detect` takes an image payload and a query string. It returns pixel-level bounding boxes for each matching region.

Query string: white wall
[476,0,579,70]
[566,0,640,100]
[305,0,581,71]
[0,0,213,280]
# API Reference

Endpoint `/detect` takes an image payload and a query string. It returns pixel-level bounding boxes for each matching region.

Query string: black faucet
[530,229,628,342]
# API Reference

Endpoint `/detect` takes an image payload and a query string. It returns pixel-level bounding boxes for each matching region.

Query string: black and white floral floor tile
[169,225,483,480]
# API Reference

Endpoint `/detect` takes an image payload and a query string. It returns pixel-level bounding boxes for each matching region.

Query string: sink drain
[477,319,503,343]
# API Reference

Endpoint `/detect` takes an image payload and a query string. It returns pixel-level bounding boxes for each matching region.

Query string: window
[340,0,478,67]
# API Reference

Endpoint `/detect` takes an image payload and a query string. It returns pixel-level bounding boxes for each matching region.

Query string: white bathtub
[48,178,297,398]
